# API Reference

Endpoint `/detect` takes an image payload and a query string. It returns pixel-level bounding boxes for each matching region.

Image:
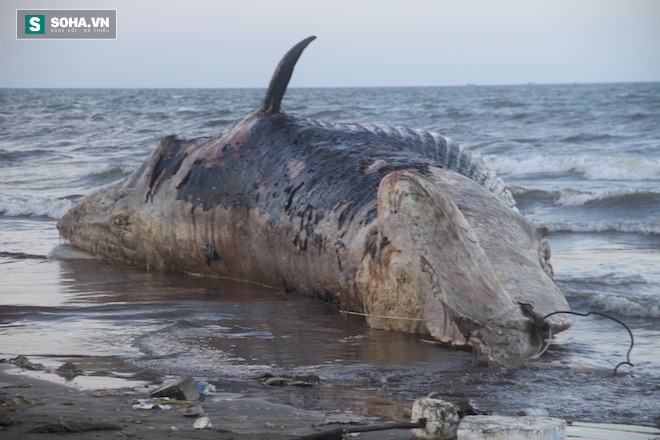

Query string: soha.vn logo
[50,16,111,29]
[18,10,116,40]
[25,15,45,34]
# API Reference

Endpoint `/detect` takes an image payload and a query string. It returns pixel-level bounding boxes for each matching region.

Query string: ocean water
[1,84,659,426]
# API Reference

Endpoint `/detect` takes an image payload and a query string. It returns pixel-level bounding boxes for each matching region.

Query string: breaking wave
[544,219,660,236]
[513,187,660,210]
[81,163,132,180]
[0,194,72,219]
[589,293,660,318]
[553,188,659,208]
[573,291,660,319]
[485,154,660,181]
[559,274,660,319]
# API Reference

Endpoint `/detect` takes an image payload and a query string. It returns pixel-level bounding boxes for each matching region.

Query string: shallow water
[2,245,658,425]
[1,84,659,426]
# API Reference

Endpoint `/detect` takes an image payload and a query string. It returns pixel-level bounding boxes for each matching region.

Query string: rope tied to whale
[337,303,635,375]
[518,302,635,375]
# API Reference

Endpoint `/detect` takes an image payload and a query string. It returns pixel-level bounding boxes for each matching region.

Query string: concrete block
[411,397,460,439]
[458,415,566,440]
[150,376,200,401]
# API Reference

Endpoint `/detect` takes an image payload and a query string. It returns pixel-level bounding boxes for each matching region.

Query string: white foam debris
[457,415,566,440]
[411,397,460,440]
[410,398,568,440]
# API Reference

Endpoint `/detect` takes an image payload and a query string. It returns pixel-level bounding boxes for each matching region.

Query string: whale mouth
[57,183,140,265]
[353,169,562,367]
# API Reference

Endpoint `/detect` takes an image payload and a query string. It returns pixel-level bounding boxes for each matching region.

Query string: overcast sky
[3,0,660,88]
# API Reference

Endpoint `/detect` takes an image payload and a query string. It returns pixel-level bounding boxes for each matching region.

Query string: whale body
[58,36,571,367]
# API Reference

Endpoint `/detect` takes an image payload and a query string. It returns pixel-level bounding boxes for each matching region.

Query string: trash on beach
[1,395,37,409]
[179,404,204,417]
[411,397,460,440]
[264,376,315,387]
[458,415,566,440]
[299,420,426,439]
[195,379,216,395]
[410,396,568,440]
[264,377,293,386]
[92,389,139,397]
[259,372,320,387]
[150,376,199,401]
[132,397,173,410]
[132,396,191,409]
[193,415,212,429]
[133,402,172,410]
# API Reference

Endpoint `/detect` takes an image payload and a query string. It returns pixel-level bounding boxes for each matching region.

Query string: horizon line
[1,80,659,90]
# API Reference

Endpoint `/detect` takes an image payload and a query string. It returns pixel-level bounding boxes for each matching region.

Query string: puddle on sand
[1,355,157,391]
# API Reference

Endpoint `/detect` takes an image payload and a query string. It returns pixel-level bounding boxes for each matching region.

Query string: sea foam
[0,194,72,219]
[485,154,660,181]
[545,219,660,236]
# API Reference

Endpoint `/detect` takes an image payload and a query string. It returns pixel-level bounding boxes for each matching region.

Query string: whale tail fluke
[261,36,316,116]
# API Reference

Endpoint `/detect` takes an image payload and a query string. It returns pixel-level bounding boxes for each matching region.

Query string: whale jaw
[354,170,557,367]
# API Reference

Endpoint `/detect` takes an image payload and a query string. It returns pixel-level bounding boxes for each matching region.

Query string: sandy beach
[0,356,418,440]
[4,356,660,440]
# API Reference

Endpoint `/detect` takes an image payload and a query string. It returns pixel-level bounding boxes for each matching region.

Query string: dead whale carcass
[57,36,571,367]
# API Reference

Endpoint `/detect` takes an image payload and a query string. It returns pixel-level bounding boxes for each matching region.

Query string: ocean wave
[176,106,198,113]
[0,148,55,164]
[485,154,660,181]
[555,188,639,207]
[81,163,132,181]
[562,290,660,319]
[483,98,527,109]
[0,194,72,219]
[629,112,648,121]
[514,187,660,209]
[557,272,660,318]
[557,273,648,288]
[545,219,660,236]
[509,112,541,122]
[589,293,659,318]
[562,133,616,143]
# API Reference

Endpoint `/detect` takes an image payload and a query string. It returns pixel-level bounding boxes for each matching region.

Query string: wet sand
[3,357,659,440]
[0,358,416,440]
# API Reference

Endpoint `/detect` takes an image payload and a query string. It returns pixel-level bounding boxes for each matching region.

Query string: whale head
[352,169,571,367]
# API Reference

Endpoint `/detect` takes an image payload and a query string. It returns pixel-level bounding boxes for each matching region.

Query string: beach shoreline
[0,356,660,440]
[0,356,417,439]
[2,356,659,440]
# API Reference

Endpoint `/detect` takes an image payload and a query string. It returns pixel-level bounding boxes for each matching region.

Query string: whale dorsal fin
[260,36,316,116]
